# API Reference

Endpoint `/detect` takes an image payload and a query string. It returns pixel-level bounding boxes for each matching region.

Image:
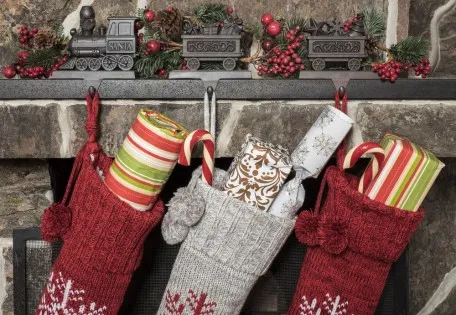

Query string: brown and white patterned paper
[223,135,292,211]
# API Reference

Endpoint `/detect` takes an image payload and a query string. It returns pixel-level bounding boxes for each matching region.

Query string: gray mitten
[159,167,295,314]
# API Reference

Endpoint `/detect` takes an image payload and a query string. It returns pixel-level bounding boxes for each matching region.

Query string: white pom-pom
[161,212,189,245]
[167,187,206,226]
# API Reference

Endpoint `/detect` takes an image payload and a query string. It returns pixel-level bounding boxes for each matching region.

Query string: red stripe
[127,134,175,163]
[375,141,413,203]
[132,119,183,153]
[105,172,154,205]
[112,160,162,188]
[365,143,397,195]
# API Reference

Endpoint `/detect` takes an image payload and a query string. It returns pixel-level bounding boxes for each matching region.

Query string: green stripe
[401,150,439,211]
[389,143,423,206]
[111,163,159,193]
[116,147,170,182]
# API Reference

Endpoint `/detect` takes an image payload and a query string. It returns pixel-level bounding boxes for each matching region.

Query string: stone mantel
[0,79,455,159]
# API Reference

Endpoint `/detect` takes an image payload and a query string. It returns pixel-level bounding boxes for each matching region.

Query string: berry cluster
[17,25,38,46]
[180,60,189,71]
[414,58,431,78]
[343,16,359,33]
[16,55,67,78]
[372,61,412,82]
[258,25,305,78]
[156,68,168,77]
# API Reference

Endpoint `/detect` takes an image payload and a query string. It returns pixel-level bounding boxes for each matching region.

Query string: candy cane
[343,142,385,193]
[179,129,215,186]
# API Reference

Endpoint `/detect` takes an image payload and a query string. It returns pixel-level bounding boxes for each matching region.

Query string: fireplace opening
[13,158,408,314]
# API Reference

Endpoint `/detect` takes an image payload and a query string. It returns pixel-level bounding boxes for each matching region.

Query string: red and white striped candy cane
[178,129,215,186]
[343,142,385,193]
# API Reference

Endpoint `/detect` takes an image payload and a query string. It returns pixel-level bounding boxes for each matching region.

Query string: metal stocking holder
[169,70,251,142]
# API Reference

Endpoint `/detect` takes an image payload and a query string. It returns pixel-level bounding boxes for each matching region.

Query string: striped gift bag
[105,110,188,210]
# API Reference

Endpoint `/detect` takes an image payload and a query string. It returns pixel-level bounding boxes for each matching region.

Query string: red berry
[344,27,349,32]
[289,29,295,35]
[353,17,359,22]
[421,74,427,78]
[300,64,305,70]
[146,40,161,53]
[19,37,27,44]
[385,72,391,78]
[284,73,290,78]
[2,65,16,79]
[167,7,173,12]
[381,74,386,80]
[425,66,431,72]
[295,25,301,31]
[257,71,263,76]
[261,13,275,26]
[31,27,38,34]
[295,57,302,64]
[266,21,282,37]
[227,7,233,14]
[289,66,296,73]
[414,66,420,72]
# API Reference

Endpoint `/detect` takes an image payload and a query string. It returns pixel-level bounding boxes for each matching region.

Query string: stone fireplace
[0,78,455,314]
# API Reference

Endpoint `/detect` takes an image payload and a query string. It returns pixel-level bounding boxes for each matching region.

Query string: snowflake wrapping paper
[269,106,353,218]
[223,135,292,211]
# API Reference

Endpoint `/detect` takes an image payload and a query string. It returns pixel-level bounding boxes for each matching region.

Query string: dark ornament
[349,13,365,36]
[261,39,273,52]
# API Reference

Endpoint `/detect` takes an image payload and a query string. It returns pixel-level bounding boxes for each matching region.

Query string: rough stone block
[0,160,51,237]
[356,102,456,157]
[0,104,61,158]
[1,241,13,315]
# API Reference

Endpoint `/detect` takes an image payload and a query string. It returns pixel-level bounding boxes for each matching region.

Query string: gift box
[105,110,188,211]
[364,133,445,211]
[223,134,292,211]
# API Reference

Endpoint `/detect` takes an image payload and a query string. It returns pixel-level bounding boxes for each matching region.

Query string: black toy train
[61,6,137,71]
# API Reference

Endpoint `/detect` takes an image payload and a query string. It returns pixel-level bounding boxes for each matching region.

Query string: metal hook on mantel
[338,86,346,99]
[88,86,97,98]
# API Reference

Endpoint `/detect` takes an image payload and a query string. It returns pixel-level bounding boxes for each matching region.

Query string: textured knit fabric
[158,168,295,314]
[288,166,424,315]
[36,93,165,315]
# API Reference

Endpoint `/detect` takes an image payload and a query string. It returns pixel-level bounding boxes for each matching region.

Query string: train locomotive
[61,6,137,71]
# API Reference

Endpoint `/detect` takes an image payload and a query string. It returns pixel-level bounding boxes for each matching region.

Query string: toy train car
[62,16,137,71]
[182,34,243,71]
[307,36,367,71]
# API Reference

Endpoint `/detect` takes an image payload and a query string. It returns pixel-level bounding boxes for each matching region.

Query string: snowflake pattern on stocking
[163,289,216,315]
[314,107,337,130]
[37,272,107,315]
[312,134,338,157]
[299,293,353,315]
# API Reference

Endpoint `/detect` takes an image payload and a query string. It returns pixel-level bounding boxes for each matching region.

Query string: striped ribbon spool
[178,129,215,186]
[343,142,385,193]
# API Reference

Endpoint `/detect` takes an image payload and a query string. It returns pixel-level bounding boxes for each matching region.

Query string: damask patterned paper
[223,135,292,211]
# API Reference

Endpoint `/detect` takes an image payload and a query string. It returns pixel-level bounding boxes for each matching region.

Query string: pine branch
[362,8,385,41]
[286,17,306,35]
[246,22,263,40]
[389,36,429,64]
[194,4,229,24]
[27,48,61,70]
[135,50,182,78]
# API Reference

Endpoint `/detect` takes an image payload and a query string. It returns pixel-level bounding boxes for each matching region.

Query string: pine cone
[366,37,379,57]
[157,9,183,41]
[34,27,58,50]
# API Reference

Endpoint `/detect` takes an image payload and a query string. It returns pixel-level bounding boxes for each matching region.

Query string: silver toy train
[61,6,137,71]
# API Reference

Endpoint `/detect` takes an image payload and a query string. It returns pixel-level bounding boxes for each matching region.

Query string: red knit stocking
[36,93,165,315]
[288,166,424,314]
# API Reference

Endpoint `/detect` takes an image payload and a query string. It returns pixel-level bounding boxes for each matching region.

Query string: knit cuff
[186,168,295,276]
[297,166,424,262]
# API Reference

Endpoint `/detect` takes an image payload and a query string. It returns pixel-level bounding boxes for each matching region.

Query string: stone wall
[1,0,455,77]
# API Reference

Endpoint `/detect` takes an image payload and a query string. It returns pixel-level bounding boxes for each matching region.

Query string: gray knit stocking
[159,168,295,314]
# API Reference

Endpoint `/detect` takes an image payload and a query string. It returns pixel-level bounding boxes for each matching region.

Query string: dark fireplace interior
[13,157,408,315]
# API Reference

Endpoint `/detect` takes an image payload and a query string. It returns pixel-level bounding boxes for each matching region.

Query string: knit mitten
[288,166,424,315]
[36,146,165,315]
[159,167,295,314]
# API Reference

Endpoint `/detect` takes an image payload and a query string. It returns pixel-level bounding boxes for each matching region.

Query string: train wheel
[118,55,134,71]
[75,58,88,71]
[102,55,118,71]
[88,58,102,71]
[348,58,361,71]
[187,58,200,71]
[312,58,325,71]
[223,58,236,71]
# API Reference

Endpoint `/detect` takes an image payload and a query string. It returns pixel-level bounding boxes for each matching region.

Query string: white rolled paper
[268,105,353,218]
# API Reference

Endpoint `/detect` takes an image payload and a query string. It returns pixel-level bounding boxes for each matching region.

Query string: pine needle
[389,36,429,64]
[363,8,385,41]
[135,50,182,78]
[245,22,263,40]
[194,4,229,24]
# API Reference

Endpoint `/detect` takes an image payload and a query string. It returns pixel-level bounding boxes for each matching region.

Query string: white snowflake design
[314,108,337,130]
[312,134,338,157]
[37,272,107,315]
[291,139,311,166]
[299,294,353,315]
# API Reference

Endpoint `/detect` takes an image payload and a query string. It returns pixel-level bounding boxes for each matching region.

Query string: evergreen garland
[194,4,229,24]
[362,7,385,41]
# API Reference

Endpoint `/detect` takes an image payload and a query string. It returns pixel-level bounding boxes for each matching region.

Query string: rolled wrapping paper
[364,133,445,211]
[105,110,188,211]
[268,105,354,218]
[223,134,292,211]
